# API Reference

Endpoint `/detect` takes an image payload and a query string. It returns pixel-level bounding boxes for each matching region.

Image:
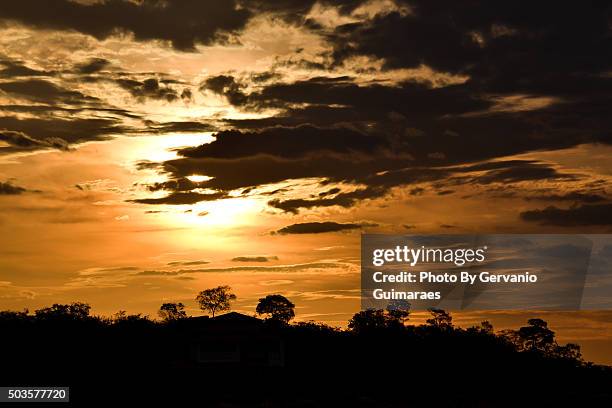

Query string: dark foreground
[1,308,611,407]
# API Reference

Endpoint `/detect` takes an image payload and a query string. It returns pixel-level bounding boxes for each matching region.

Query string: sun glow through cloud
[186,175,213,182]
[0,0,611,368]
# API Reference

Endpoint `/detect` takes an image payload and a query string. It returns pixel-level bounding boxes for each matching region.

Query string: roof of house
[177,312,263,331]
[211,312,260,323]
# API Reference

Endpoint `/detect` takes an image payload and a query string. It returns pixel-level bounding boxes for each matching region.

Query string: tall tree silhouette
[256,294,295,323]
[348,309,406,333]
[348,309,388,333]
[504,318,556,353]
[426,308,453,330]
[196,285,236,317]
[158,302,188,322]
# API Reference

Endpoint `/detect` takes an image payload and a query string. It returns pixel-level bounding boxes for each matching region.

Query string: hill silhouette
[1,302,611,406]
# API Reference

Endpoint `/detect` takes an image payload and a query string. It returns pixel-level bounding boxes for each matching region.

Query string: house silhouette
[182,312,285,367]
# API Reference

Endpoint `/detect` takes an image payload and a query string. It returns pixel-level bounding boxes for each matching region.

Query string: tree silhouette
[256,294,295,323]
[348,309,389,333]
[1,298,602,406]
[386,300,410,325]
[426,308,453,329]
[158,302,188,322]
[0,309,28,319]
[34,302,91,320]
[554,343,582,362]
[348,306,413,333]
[196,285,236,317]
[473,320,494,334]
[112,310,153,328]
[113,310,128,321]
[511,318,556,353]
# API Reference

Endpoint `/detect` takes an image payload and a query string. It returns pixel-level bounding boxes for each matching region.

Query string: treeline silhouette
[1,289,611,406]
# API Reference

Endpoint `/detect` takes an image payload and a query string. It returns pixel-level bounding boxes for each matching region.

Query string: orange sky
[0,1,611,364]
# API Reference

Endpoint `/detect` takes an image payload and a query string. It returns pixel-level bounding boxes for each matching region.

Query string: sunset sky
[0,1,611,363]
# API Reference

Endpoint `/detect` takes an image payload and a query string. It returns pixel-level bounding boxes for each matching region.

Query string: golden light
[128,132,215,163]
[145,197,264,233]
[189,197,262,226]
[186,175,213,182]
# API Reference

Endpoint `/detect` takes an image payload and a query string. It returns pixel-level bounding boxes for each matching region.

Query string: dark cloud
[318,187,341,197]
[167,260,210,267]
[135,261,347,276]
[471,162,579,184]
[128,191,227,205]
[231,256,279,262]
[136,270,180,276]
[0,63,212,154]
[145,178,201,193]
[250,71,282,83]
[0,181,26,195]
[0,58,49,77]
[207,73,610,166]
[11,3,603,208]
[274,221,376,234]
[0,79,98,105]
[520,204,612,226]
[0,103,139,120]
[144,120,214,134]
[0,129,70,151]
[96,266,140,273]
[116,78,179,102]
[203,75,490,118]
[0,117,121,151]
[198,0,612,175]
[177,124,387,159]
[328,1,612,81]
[525,191,608,204]
[180,88,193,102]
[159,154,372,192]
[247,0,364,16]
[140,123,586,211]
[76,58,110,74]
[268,187,385,214]
[0,105,208,155]
[200,75,248,106]
[0,0,252,51]
[153,123,459,197]
[3,0,602,220]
